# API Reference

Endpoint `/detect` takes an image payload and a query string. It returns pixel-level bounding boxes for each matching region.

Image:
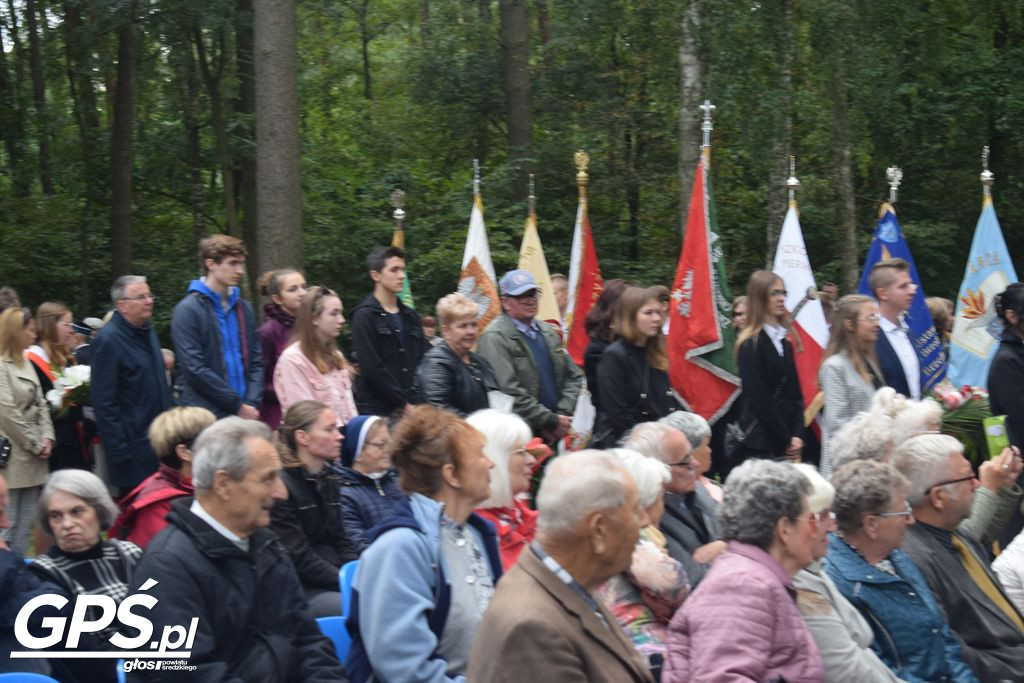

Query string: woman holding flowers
[27,302,91,472]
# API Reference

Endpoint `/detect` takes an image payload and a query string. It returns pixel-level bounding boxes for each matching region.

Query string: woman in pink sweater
[663,458,824,683]
[274,286,357,432]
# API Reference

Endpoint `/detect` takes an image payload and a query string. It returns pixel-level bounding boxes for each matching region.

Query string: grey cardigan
[818,352,881,477]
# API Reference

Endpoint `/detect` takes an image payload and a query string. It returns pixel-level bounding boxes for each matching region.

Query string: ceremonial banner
[772,205,828,415]
[857,203,947,392]
[391,227,414,309]
[667,153,740,423]
[459,192,501,331]
[518,210,562,329]
[565,203,603,365]
[948,199,1018,387]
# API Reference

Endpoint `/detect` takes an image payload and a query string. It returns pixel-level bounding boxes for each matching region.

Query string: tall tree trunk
[535,0,551,66]
[831,13,857,291]
[0,27,30,196]
[178,33,205,244]
[193,26,238,234]
[109,0,139,277]
[420,0,429,44]
[357,0,372,99]
[478,0,490,21]
[25,0,53,194]
[236,0,259,298]
[765,0,793,267]
[677,0,701,233]
[499,0,532,201]
[253,0,302,276]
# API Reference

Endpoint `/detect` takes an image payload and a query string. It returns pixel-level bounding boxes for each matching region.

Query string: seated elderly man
[623,421,723,585]
[894,433,1024,682]
[467,449,655,683]
[128,418,347,682]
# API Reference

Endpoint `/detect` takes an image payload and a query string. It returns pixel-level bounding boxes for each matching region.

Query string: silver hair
[892,433,963,507]
[659,412,710,450]
[830,412,897,473]
[537,450,632,536]
[621,421,676,464]
[718,459,809,550]
[111,275,147,303]
[832,460,909,533]
[793,463,834,514]
[892,398,944,446]
[609,448,670,508]
[192,417,273,491]
[466,409,532,508]
[37,469,120,535]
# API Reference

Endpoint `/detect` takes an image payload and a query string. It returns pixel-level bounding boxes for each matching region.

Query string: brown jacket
[467,545,655,683]
[0,358,54,489]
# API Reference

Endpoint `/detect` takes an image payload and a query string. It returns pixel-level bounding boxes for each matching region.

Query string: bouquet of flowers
[46,364,91,416]
[932,381,991,466]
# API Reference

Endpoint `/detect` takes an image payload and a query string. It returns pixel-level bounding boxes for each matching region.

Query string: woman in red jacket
[110,406,215,546]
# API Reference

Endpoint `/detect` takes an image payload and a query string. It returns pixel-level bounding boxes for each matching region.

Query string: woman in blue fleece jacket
[346,405,502,683]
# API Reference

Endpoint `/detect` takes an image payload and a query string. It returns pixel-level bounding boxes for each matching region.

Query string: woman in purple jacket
[663,459,824,683]
[256,268,306,428]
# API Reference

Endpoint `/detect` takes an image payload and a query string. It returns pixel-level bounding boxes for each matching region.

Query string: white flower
[60,365,91,387]
[46,389,64,409]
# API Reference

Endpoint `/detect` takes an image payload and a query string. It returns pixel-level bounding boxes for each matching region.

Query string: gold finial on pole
[528,173,536,215]
[786,155,800,208]
[886,166,903,205]
[390,189,406,246]
[575,150,589,202]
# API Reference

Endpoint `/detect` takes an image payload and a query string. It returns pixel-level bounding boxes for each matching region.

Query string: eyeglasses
[925,474,976,493]
[797,510,836,525]
[860,313,881,322]
[508,291,539,301]
[770,289,788,298]
[668,454,695,469]
[121,294,156,302]
[870,500,913,518]
[365,440,391,450]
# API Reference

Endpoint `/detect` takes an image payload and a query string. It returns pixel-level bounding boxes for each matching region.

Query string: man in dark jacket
[91,275,172,493]
[129,418,346,682]
[171,234,263,419]
[895,433,1024,682]
[350,246,427,416]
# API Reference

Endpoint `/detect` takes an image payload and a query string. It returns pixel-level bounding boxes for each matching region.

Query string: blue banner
[857,204,947,393]
[948,201,1018,388]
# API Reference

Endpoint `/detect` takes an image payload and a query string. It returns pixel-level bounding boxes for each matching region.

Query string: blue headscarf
[341,415,383,468]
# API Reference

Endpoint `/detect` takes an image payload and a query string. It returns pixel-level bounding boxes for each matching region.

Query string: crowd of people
[1,233,1023,682]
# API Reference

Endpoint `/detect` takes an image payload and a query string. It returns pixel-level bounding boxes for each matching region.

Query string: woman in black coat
[583,278,629,412]
[417,292,498,416]
[269,400,356,617]
[593,285,681,448]
[734,270,804,461]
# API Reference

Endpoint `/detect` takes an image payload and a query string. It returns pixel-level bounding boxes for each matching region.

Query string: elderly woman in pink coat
[663,459,824,683]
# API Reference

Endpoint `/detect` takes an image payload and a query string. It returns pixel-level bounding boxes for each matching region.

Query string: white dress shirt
[880,315,920,399]
[764,324,787,357]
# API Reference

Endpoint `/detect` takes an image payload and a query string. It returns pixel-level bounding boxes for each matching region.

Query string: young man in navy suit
[870,258,920,399]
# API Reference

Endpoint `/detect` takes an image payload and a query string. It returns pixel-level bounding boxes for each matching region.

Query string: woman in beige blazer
[0,307,54,554]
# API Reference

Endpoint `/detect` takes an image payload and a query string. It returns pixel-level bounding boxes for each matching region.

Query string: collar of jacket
[166,497,275,560]
[999,324,1024,345]
[262,303,295,328]
[826,533,912,584]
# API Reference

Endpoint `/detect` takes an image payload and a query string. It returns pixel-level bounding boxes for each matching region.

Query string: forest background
[1,0,1023,344]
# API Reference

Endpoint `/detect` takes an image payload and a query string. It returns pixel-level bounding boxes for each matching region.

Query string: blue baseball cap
[499,269,541,296]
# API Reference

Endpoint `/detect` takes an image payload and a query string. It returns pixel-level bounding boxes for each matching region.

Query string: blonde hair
[148,406,216,468]
[0,307,30,365]
[822,294,880,383]
[436,292,479,327]
[34,301,75,369]
[295,286,351,374]
[735,271,786,354]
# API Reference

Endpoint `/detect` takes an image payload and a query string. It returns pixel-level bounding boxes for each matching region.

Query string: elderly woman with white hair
[595,449,687,667]
[660,411,722,502]
[824,459,977,683]
[791,464,906,682]
[28,469,144,682]
[468,408,538,569]
[663,459,824,683]
[829,410,897,473]
[417,292,499,416]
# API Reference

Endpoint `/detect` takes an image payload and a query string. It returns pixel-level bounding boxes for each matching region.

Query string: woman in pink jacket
[274,286,357,433]
[663,458,824,683]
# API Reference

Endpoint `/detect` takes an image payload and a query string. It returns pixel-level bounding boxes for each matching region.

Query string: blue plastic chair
[117,659,127,683]
[0,673,60,682]
[338,560,359,618]
[316,615,351,663]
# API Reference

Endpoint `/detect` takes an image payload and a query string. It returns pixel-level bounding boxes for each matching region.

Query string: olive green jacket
[476,314,582,435]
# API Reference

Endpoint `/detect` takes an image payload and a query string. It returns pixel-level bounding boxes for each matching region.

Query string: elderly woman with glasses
[791,464,905,682]
[337,414,405,554]
[418,293,499,417]
[818,295,884,477]
[29,469,144,682]
[663,459,823,683]
[824,460,977,683]
[467,409,537,570]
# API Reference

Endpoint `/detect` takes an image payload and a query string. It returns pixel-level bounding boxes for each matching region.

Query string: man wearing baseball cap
[476,269,582,443]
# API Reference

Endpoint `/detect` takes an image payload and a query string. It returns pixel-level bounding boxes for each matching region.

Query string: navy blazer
[874,330,912,397]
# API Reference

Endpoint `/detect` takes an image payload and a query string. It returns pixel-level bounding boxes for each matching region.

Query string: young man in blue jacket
[172,234,263,419]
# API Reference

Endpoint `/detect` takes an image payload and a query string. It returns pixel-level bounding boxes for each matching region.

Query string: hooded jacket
[171,279,263,418]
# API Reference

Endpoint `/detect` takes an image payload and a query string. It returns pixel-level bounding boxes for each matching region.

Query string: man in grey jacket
[476,270,582,441]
